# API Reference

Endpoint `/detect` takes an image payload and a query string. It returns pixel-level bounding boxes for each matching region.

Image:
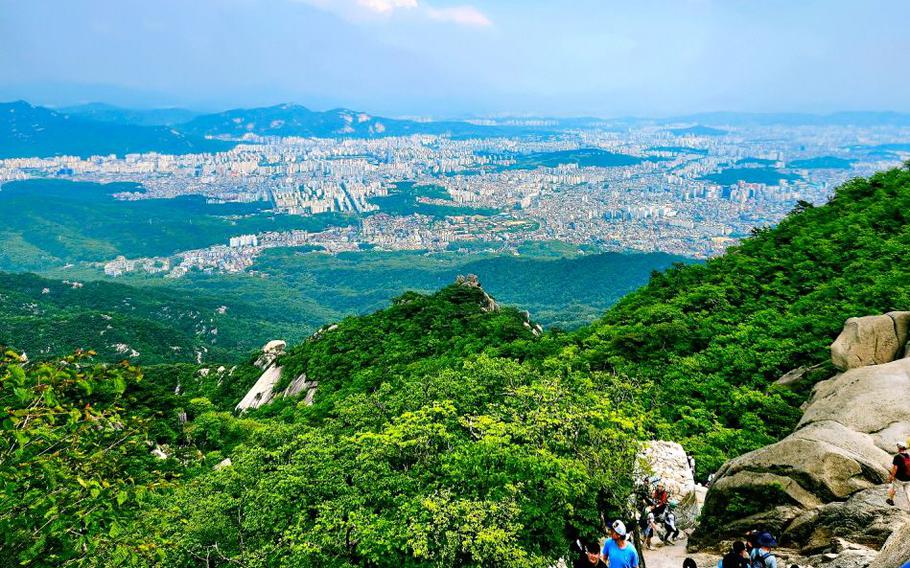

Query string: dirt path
[641,485,718,568]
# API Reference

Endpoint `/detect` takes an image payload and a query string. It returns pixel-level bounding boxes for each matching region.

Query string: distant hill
[701,166,801,186]
[788,155,855,169]
[177,103,565,139]
[0,272,299,364]
[669,124,728,136]
[58,102,200,126]
[0,100,233,158]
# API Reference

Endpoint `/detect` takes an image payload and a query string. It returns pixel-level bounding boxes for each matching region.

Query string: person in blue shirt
[601,520,640,568]
[749,532,778,568]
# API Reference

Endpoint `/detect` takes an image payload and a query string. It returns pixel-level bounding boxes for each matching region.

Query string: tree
[0,349,164,566]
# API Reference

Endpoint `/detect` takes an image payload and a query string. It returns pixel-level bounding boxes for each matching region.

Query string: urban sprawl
[1,122,907,278]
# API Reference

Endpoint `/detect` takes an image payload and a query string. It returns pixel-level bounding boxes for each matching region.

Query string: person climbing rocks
[572,537,607,568]
[716,541,749,568]
[749,532,778,568]
[662,503,681,543]
[652,482,670,517]
[601,520,640,568]
[886,441,910,508]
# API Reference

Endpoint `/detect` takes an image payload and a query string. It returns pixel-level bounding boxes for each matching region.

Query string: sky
[1,0,909,117]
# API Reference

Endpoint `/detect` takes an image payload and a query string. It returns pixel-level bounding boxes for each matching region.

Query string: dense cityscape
[1,121,907,278]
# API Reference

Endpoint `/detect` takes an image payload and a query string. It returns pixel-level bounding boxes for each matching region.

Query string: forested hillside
[3,165,910,566]
[0,272,310,363]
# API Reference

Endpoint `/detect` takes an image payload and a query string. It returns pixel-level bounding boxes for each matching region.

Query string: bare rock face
[236,340,317,412]
[830,312,910,371]
[691,315,910,563]
[636,441,699,528]
[867,520,910,568]
[254,339,286,370]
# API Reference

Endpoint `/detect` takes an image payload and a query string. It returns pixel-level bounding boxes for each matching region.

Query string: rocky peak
[455,273,498,312]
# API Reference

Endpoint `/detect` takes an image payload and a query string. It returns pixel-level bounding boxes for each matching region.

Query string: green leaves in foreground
[0,349,165,566]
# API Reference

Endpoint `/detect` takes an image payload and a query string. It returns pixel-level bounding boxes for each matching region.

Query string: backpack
[638,510,650,530]
[896,452,910,482]
[751,552,771,568]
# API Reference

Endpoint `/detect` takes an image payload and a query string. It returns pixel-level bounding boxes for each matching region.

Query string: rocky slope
[690,313,910,568]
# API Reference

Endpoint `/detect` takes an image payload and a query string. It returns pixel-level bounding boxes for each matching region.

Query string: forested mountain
[0,272,309,363]
[3,165,910,566]
[0,101,232,158]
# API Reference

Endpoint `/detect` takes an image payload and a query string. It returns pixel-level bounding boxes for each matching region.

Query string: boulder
[636,441,699,528]
[254,339,286,370]
[237,341,320,412]
[830,313,910,371]
[692,315,910,558]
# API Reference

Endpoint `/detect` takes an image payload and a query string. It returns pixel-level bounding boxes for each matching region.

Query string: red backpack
[897,452,910,482]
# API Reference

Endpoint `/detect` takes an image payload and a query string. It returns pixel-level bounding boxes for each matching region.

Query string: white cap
[612,520,628,537]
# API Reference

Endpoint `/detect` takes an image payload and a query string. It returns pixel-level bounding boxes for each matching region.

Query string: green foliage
[0,349,165,566]
[136,357,643,567]
[0,271,310,364]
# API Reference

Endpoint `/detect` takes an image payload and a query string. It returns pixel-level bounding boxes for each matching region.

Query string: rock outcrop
[236,340,316,411]
[830,312,910,371]
[691,314,910,568]
[636,441,700,528]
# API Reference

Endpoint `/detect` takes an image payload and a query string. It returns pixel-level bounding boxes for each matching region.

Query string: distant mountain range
[669,124,729,137]
[0,101,231,158]
[3,99,910,159]
[59,102,201,126]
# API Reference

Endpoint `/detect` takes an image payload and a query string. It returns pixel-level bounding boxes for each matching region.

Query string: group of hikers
[570,441,910,568]
[571,482,681,568]
[572,523,781,568]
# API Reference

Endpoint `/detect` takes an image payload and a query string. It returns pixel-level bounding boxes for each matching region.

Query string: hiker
[662,503,681,543]
[749,532,778,568]
[886,441,910,508]
[716,541,749,568]
[683,559,698,568]
[601,520,639,568]
[652,483,670,517]
[572,537,607,568]
[639,506,657,550]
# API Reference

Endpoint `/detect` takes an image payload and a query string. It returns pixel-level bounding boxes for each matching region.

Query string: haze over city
[3,0,910,116]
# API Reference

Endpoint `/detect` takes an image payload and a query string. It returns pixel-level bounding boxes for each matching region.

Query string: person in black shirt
[716,541,749,568]
[887,441,910,508]
[572,537,607,568]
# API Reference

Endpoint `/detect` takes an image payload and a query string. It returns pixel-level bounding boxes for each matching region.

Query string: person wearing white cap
[886,440,910,508]
[601,520,639,568]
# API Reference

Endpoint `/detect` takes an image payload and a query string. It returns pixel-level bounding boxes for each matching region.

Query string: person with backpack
[662,503,681,543]
[652,483,670,517]
[716,541,749,568]
[638,506,657,550]
[887,441,910,508]
[749,532,778,568]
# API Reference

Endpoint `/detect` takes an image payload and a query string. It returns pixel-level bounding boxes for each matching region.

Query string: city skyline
[2,0,909,117]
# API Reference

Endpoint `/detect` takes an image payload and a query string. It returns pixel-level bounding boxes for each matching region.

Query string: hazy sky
[2,0,908,117]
